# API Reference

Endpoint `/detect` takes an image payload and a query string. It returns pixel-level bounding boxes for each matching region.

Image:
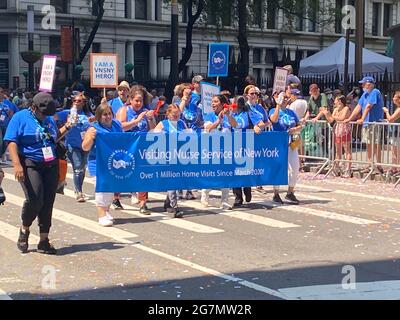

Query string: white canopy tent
[299,37,393,77]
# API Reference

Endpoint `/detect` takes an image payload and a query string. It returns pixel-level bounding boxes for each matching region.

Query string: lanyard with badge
[30,109,55,162]
[0,102,8,122]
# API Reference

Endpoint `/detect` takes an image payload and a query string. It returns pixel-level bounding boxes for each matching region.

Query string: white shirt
[288,99,308,120]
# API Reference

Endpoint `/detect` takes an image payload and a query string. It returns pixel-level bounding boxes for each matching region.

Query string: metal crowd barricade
[300,120,332,178]
[324,121,400,187]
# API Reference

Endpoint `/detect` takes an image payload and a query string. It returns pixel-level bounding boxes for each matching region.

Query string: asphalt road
[1,162,400,301]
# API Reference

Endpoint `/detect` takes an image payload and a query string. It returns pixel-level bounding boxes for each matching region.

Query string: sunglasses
[248,92,258,96]
[74,99,83,103]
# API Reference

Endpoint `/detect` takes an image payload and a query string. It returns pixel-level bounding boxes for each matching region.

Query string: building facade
[0,0,398,89]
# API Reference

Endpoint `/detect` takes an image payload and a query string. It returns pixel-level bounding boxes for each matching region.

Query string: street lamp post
[355,0,365,81]
[27,5,35,91]
[170,0,179,89]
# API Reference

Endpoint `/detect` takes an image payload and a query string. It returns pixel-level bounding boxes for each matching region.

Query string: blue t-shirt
[0,101,14,127]
[250,103,269,123]
[55,110,69,127]
[4,99,19,113]
[203,112,233,132]
[108,97,126,117]
[233,110,263,130]
[358,88,384,125]
[180,102,204,132]
[88,119,123,176]
[191,92,201,107]
[123,105,150,132]
[59,110,93,149]
[4,109,58,162]
[161,119,186,133]
[268,108,299,132]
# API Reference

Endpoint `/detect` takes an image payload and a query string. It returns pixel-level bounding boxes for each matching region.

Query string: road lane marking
[5,192,137,244]
[132,242,292,300]
[0,289,12,300]
[60,182,224,234]
[0,209,289,300]
[0,220,40,245]
[278,280,400,300]
[255,200,381,225]
[296,183,400,204]
[149,193,300,229]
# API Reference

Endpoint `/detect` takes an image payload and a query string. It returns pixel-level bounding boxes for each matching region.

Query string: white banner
[272,67,289,94]
[90,53,119,88]
[39,55,57,93]
[200,82,221,114]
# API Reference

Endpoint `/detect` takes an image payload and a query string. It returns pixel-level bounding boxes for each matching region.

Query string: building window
[253,0,263,28]
[135,0,147,20]
[49,36,61,56]
[125,0,131,18]
[265,49,275,63]
[92,0,100,16]
[0,0,7,9]
[308,0,318,32]
[253,48,261,64]
[50,0,68,13]
[92,43,101,53]
[383,4,392,37]
[266,2,277,29]
[295,0,305,31]
[335,0,344,34]
[0,34,8,52]
[372,2,380,36]
[182,0,188,23]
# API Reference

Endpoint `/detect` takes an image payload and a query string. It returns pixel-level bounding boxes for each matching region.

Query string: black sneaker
[0,186,5,205]
[17,228,29,253]
[272,193,284,204]
[112,199,124,210]
[139,204,151,215]
[167,208,184,218]
[37,238,57,255]
[233,200,243,208]
[185,191,197,200]
[285,193,300,205]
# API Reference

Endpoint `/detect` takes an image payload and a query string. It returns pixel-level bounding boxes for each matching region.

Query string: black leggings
[20,158,59,234]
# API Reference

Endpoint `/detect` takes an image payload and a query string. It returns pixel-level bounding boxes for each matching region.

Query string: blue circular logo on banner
[107,150,135,180]
[212,50,227,71]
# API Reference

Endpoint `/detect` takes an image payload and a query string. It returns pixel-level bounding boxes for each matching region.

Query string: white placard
[272,67,289,94]
[200,82,221,114]
[90,53,119,88]
[39,55,57,93]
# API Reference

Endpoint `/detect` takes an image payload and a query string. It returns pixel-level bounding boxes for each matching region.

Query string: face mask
[363,88,369,93]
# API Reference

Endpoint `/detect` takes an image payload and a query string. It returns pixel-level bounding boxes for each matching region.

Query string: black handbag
[55,140,68,160]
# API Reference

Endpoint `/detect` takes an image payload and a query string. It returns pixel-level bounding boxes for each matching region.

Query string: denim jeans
[67,146,89,193]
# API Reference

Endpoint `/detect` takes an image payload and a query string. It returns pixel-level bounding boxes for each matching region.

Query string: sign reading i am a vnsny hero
[90,53,119,88]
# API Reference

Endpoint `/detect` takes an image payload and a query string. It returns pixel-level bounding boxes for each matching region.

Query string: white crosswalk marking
[0,220,40,245]
[5,193,137,244]
[296,183,400,204]
[61,187,224,234]
[148,192,300,229]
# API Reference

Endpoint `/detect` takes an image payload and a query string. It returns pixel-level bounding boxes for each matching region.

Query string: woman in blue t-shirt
[82,102,124,227]
[269,94,303,205]
[201,94,237,210]
[54,92,93,202]
[231,96,265,208]
[154,104,187,218]
[4,92,73,255]
[116,87,156,215]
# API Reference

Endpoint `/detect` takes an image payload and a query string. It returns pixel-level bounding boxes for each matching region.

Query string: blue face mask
[363,88,369,93]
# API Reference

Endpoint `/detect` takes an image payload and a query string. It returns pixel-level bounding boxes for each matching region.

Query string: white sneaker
[99,216,113,227]
[131,193,139,205]
[105,212,114,221]
[221,202,233,210]
[201,200,209,208]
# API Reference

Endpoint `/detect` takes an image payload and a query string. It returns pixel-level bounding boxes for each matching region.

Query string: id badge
[42,147,55,162]
[0,115,5,122]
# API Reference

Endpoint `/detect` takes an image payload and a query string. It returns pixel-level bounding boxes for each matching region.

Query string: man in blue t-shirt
[108,81,130,116]
[345,76,384,170]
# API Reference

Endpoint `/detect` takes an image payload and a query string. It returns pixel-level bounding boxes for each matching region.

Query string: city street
[1,162,400,301]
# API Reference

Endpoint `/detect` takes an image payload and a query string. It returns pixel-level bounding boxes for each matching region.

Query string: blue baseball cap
[358,76,375,84]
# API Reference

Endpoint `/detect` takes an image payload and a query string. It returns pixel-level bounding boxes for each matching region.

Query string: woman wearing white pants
[269,93,302,204]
